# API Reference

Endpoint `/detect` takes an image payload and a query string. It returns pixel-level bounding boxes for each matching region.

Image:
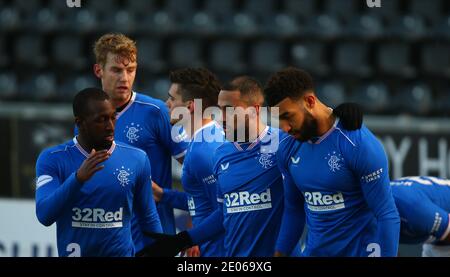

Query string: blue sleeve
[347,130,400,257]
[198,152,219,209]
[35,151,83,226]
[161,188,189,211]
[275,164,305,255]
[398,195,450,243]
[187,209,224,245]
[202,177,219,209]
[156,104,188,159]
[133,155,163,235]
[187,177,224,245]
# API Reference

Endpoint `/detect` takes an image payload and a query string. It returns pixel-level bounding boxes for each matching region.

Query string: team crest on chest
[325,151,344,172]
[124,123,143,143]
[114,166,133,187]
[258,152,274,169]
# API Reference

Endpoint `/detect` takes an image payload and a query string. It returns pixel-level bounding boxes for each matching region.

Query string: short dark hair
[222,76,264,105]
[73,87,110,118]
[169,68,221,110]
[264,67,315,106]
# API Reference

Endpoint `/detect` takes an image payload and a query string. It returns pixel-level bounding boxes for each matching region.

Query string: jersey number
[67,243,81,257]
[366,243,381,257]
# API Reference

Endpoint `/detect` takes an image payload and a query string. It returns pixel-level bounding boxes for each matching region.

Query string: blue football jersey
[391,176,450,244]
[212,126,301,257]
[35,138,162,257]
[180,121,225,256]
[75,91,189,251]
[276,119,400,257]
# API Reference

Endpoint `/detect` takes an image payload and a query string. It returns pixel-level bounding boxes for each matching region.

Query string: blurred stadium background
[0,0,449,256]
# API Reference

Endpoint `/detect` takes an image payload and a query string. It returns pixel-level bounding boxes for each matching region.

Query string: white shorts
[422,243,450,257]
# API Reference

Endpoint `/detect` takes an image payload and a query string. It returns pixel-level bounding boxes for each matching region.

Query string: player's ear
[303,92,316,110]
[93,64,102,79]
[187,100,195,113]
[75,116,83,128]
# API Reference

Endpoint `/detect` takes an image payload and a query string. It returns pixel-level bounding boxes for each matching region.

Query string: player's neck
[315,103,335,137]
[256,121,267,141]
[76,135,94,152]
[243,120,266,143]
[112,91,133,111]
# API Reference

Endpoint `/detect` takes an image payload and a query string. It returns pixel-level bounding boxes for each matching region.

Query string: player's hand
[333,102,363,131]
[183,245,200,257]
[76,149,110,183]
[152,181,163,202]
[137,231,194,257]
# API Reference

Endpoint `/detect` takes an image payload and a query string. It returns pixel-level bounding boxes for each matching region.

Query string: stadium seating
[19,73,57,101]
[124,0,157,16]
[58,74,97,101]
[0,0,448,117]
[64,10,99,34]
[0,37,9,69]
[282,0,316,19]
[334,42,372,78]
[209,40,246,74]
[136,37,167,73]
[0,73,18,100]
[14,35,47,69]
[182,11,219,35]
[147,77,172,101]
[26,8,59,33]
[431,15,450,40]
[14,0,41,15]
[377,43,416,78]
[316,81,347,109]
[387,15,427,40]
[108,10,137,34]
[366,0,400,21]
[51,36,87,71]
[243,0,275,18]
[323,0,358,22]
[262,13,300,38]
[290,41,330,76]
[140,10,178,35]
[436,88,450,116]
[223,12,259,37]
[305,14,343,40]
[395,83,433,116]
[408,0,442,24]
[170,39,204,68]
[203,0,234,19]
[421,43,450,77]
[84,0,119,15]
[0,6,21,32]
[352,82,390,114]
[344,14,383,40]
[250,40,285,74]
[49,0,73,14]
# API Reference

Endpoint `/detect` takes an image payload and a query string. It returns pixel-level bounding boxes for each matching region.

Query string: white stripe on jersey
[36,175,53,189]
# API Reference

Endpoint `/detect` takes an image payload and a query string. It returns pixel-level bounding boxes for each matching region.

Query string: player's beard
[90,138,112,151]
[292,111,318,142]
[90,134,113,151]
[99,140,113,150]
